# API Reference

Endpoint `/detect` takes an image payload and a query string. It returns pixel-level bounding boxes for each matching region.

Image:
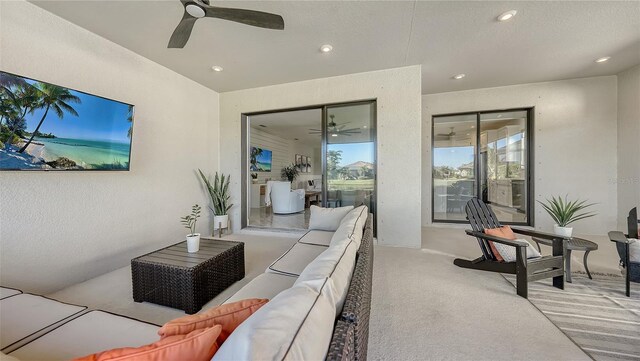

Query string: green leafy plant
[538,195,597,227]
[180,204,201,236]
[281,164,299,183]
[198,169,233,216]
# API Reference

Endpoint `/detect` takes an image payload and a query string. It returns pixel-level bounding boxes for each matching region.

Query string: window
[432,109,532,225]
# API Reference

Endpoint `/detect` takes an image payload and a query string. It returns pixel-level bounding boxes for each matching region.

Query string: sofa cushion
[158,299,268,342]
[0,294,86,350]
[330,206,368,249]
[266,243,327,277]
[0,287,21,300]
[308,205,354,231]
[296,238,358,313]
[297,230,334,247]
[10,311,159,361]
[224,273,297,304]
[73,325,221,361]
[213,278,336,361]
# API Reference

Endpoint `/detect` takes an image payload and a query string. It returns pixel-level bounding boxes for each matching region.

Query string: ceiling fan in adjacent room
[309,115,362,137]
[435,127,456,141]
[168,0,285,48]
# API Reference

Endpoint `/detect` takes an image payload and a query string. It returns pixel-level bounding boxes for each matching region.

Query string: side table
[532,236,598,283]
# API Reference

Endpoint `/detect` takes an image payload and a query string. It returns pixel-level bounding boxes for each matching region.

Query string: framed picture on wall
[305,156,310,173]
[295,154,302,171]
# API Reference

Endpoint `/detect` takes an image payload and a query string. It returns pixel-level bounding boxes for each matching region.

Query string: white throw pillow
[296,239,358,313]
[213,278,336,361]
[493,238,541,263]
[629,238,640,263]
[309,205,354,231]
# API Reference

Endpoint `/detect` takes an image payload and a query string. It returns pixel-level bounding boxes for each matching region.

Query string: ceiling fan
[435,127,456,140]
[309,115,362,137]
[168,0,285,48]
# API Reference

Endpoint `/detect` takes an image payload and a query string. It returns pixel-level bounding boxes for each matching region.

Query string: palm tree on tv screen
[19,82,81,153]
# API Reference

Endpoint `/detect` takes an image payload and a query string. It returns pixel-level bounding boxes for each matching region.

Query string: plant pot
[553,225,573,238]
[213,215,229,230]
[186,233,200,253]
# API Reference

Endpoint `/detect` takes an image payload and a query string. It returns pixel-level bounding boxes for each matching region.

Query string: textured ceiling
[30,1,640,94]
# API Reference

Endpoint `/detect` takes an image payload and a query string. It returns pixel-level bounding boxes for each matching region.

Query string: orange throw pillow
[73,325,221,361]
[158,298,268,343]
[484,226,516,262]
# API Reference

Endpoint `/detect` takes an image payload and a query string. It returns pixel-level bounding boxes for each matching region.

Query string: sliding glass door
[323,102,376,214]
[432,109,532,225]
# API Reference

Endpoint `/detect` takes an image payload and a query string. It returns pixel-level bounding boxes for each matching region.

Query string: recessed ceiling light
[320,44,333,53]
[453,73,466,80]
[186,4,206,18]
[363,125,368,129]
[331,133,338,137]
[211,65,223,72]
[497,10,517,22]
[595,56,611,63]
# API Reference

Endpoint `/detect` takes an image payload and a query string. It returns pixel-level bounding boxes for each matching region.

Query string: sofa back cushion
[213,278,336,361]
[157,299,268,342]
[309,205,354,231]
[330,206,368,248]
[295,238,358,314]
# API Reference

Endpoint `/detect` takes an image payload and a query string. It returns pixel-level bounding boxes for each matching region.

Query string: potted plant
[281,164,299,184]
[538,195,597,237]
[251,173,258,184]
[181,204,201,253]
[198,169,233,231]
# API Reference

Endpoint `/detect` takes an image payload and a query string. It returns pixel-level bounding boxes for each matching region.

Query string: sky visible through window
[433,146,474,168]
[328,142,374,166]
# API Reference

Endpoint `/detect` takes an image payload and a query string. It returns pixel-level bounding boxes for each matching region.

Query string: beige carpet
[367,230,591,361]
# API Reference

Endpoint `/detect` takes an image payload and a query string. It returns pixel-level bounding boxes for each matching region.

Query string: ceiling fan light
[186,4,206,18]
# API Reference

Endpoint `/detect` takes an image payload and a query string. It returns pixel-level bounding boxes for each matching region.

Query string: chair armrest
[609,231,633,244]
[510,227,568,241]
[465,230,529,247]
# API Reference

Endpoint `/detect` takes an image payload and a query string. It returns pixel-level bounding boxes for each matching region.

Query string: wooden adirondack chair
[455,198,567,298]
[608,207,640,297]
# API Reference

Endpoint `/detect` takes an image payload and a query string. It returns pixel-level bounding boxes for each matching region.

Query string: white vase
[553,225,573,238]
[213,215,229,230]
[186,233,200,253]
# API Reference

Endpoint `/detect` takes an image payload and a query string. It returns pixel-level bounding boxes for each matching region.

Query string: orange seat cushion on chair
[158,298,268,343]
[73,325,221,361]
[484,226,517,262]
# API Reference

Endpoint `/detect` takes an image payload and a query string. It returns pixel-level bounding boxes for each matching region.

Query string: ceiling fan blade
[168,11,198,48]
[204,5,284,30]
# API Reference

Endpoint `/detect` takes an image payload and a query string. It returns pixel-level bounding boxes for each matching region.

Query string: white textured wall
[616,64,640,228]
[220,66,422,248]
[422,77,620,273]
[0,1,220,293]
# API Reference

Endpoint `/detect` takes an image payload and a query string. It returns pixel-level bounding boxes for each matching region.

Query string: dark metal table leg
[566,249,572,283]
[583,250,592,279]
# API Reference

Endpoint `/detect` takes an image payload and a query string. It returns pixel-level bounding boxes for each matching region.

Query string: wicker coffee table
[131,238,244,314]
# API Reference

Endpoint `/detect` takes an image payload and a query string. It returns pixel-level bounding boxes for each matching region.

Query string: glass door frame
[430,107,535,226]
[241,99,377,230]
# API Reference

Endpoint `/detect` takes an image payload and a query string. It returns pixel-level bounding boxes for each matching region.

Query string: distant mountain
[344,161,374,170]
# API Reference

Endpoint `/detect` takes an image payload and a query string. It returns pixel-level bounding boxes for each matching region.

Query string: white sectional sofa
[0,206,373,361]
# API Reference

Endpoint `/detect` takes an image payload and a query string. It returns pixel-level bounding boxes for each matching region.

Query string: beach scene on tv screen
[0,72,133,170]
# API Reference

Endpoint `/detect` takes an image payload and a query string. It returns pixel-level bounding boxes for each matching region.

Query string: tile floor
[248,207,310,230]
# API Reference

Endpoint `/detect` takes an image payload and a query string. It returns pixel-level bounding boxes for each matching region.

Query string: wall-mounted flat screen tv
[0,71,134,171]
[250,146,272,172]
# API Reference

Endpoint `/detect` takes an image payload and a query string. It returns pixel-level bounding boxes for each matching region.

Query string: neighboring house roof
[343,161,374,170]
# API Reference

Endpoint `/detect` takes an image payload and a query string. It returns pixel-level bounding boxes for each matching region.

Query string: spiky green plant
[538,195,597,227]
[180,204,201,236]
[198,169,233,216]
